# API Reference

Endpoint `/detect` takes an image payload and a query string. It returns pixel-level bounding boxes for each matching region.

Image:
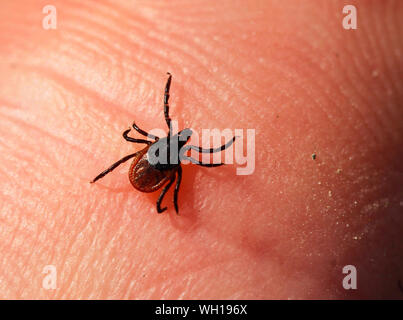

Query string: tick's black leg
[90,152,138,183]
[123,128,152,145]
[164,72,172,132]
[157,175,176,213]
[132,121,159,141]
[173,166,182,214]
[184,156,225,167]
[186,136,236,153]
[195,162,224,167]
[180,137,236,167]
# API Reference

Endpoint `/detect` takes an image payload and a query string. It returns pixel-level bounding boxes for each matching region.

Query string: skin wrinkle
[136,254,241,299]
[376,2,398,93]
[0,0,402,299]
[372,4,402,95]
[12,65,137,134]
[334,18,399,138]
[269,53,343,134]
[57,214,98,299]
[269,19,380,137]
[354,8,389,99]
[333,50,397,157]
[287,26,389,148]
[345,60,393,146]
[64,1,277,116]
[7,6,249,129]
[60,9,238,108]
[1,110,99,300]
[0,108,78,160]
[22,54,227,137]
[0,111,93,194]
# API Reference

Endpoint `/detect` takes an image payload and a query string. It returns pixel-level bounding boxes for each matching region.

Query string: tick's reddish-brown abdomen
[128,145,175,193]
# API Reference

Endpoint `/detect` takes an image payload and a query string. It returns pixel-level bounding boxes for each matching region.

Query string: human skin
[0,0,402,299]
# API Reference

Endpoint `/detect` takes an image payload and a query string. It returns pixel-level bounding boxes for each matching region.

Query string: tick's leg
[90,152,138,183]
[164,72,172,132]
[132,121,159,141]
[183,155,225,167]
[186,136,236,153]
[123,128,152,145]
[156,175,176,213]
[195,162,224,167]
[173,166,182,214]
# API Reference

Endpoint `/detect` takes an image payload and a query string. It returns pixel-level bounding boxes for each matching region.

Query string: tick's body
[128,145,174,193]
[91,73,235,214]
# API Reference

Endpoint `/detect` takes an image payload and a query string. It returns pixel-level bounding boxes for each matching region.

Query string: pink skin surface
[0,0,402,299]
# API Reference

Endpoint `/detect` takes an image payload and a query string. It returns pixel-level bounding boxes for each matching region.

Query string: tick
[90,73,235,214]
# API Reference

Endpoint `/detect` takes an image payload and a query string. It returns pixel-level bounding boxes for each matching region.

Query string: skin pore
[0,0,402,299]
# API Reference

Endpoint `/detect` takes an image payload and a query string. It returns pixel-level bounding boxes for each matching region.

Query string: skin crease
[0,0,402,299]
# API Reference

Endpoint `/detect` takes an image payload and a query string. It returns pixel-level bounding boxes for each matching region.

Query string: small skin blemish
[336,168,342,174]
[312,153,317,160]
